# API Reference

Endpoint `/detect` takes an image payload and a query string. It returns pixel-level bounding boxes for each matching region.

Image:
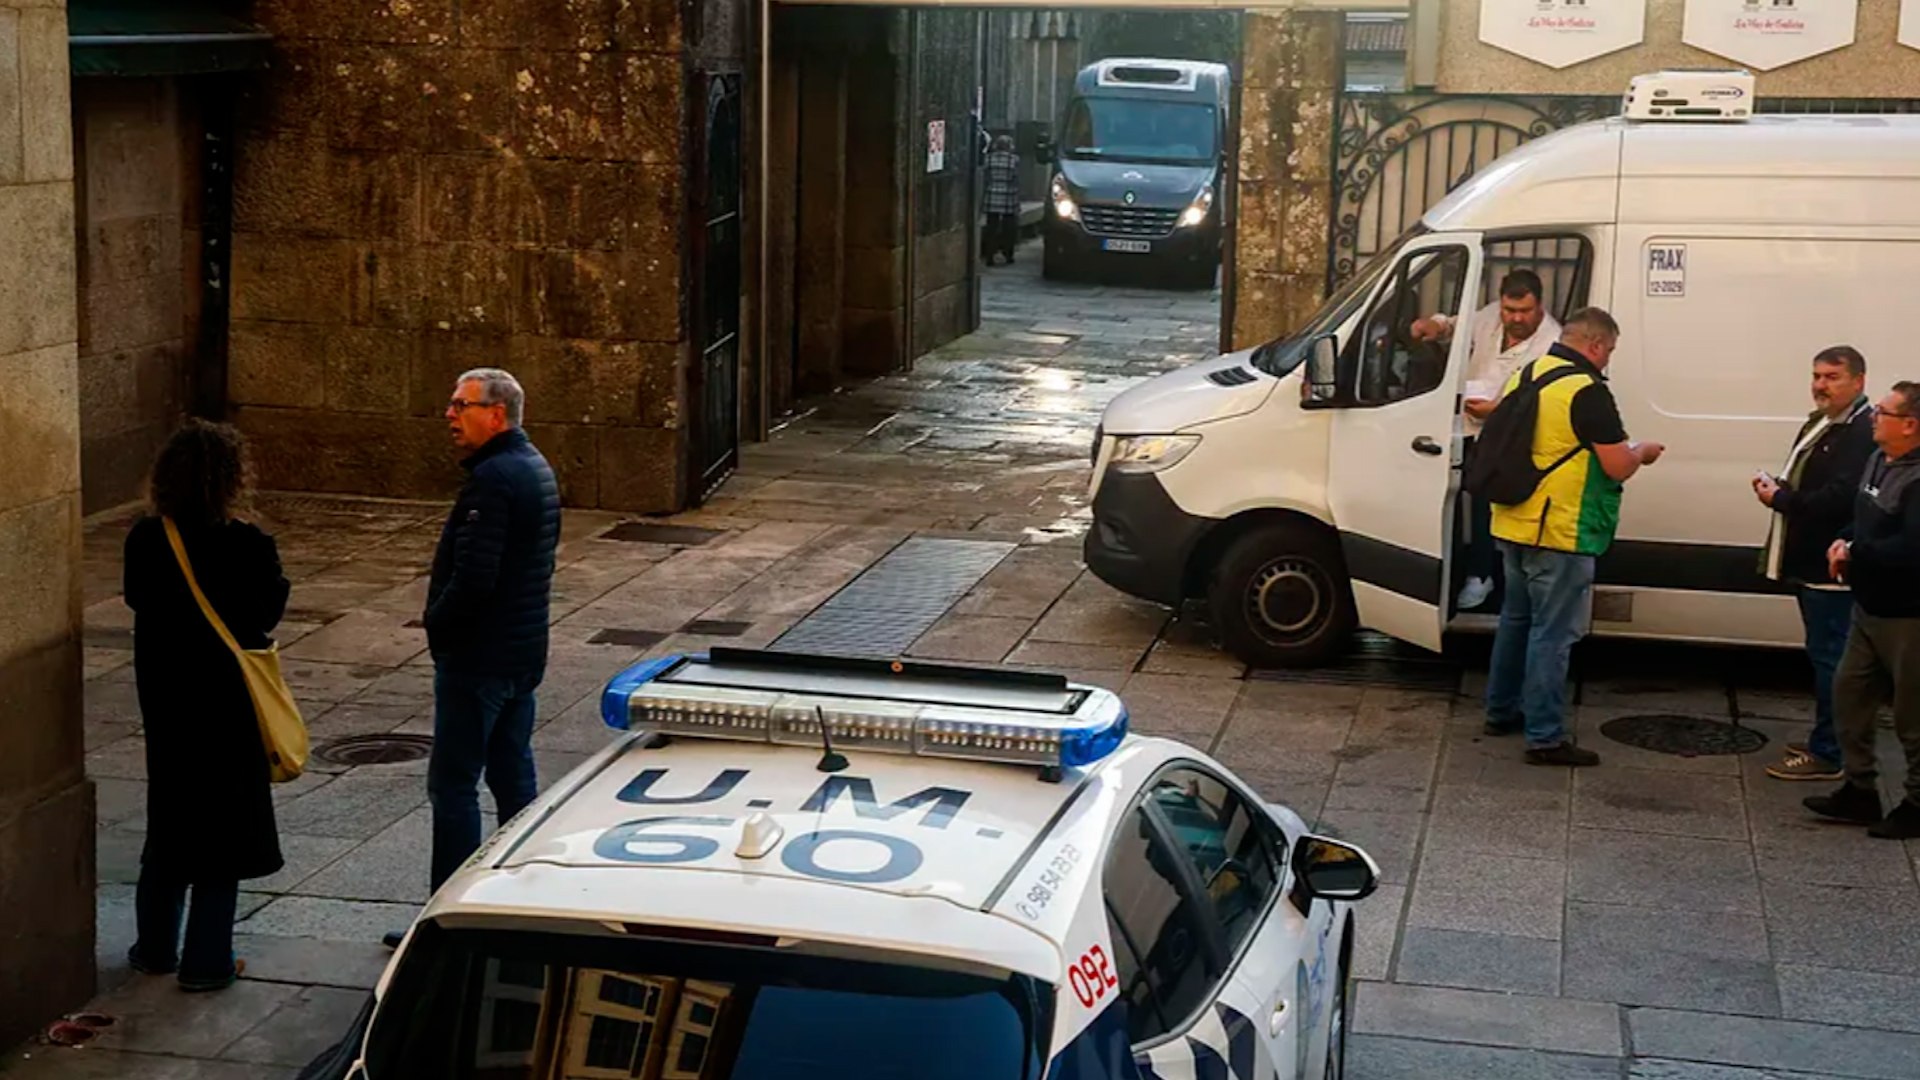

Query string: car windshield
[1250,224,1430,377]
[1062,98,1216,165]
[362,925,1047,1080]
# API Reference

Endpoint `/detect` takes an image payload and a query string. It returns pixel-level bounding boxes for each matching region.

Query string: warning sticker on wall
[1647,244,1687,298]
[927,120,946,173]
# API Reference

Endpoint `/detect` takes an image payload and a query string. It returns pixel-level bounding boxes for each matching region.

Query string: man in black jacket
[1805,381,1920,839]
[1754,346,1874,781]
[408,369,561,931]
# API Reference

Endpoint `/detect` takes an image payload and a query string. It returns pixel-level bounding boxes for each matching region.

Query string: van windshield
[1251,224,1429,376]
[362,925,1048,1080]
[1062,99,1216,165]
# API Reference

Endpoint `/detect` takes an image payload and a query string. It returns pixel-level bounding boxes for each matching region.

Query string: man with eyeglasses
[1805,381,1920,839]
[386,368,561,949]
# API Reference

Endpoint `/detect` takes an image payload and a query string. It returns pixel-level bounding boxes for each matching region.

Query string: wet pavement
[12,241,1920,1079]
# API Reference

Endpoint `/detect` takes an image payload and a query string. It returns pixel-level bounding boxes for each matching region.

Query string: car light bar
[600,648,1129,770]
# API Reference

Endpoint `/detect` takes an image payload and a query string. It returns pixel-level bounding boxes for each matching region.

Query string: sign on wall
[927,120,946,173]
[1682,0,1857,71]
[1902,0,1920,51]
[1479,0,1648,70]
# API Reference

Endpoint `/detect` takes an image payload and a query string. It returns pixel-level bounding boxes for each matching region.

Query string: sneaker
[1869,799,1920,840]
[1483,720,1522,737]
[1458,576,1494,611]
[179,958,244,994]
[1765,749,1843,782]
[126,946,175,977]
[1803,783,1883,825]
[1526,743,1600,767]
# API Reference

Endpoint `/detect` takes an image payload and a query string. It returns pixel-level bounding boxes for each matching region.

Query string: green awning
[69,0,271,77]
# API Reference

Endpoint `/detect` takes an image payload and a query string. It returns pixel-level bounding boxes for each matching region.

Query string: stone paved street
[10,242,1920,1078]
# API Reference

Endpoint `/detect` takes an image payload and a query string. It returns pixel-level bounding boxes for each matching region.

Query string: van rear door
[1324,233,1483,651]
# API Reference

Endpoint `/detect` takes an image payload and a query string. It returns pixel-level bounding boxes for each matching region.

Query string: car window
[1140,768,1279,954]
[1353,245,1469,406]
[1101,801,1221,1044]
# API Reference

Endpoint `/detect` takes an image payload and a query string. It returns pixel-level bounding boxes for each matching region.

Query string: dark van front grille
[1081,205,1180,239]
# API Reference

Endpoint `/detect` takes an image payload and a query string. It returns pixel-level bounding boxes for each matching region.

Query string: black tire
[1042,246,1069,281]
[1325,942,1351,1080]
[1207,521,1355,668]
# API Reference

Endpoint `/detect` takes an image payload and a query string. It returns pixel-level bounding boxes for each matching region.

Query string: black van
[1037,58,1230,289]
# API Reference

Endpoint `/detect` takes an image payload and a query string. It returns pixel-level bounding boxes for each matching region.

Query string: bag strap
[162,516,244,658]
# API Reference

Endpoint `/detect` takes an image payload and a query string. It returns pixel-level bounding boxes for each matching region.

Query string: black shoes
[1526,743,1600,767]
[1483,721,1521,737]
[1804,783,1883,825]
[1869,799,1920,840]
[382,930,406,951]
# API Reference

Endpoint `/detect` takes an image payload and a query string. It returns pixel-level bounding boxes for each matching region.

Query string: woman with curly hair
[122,419,289,991]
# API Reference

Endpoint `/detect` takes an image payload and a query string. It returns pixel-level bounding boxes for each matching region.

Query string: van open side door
[1321,233,1482,652]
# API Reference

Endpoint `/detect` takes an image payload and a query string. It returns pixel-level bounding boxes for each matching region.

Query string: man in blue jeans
[1483,309,1664,766]
[1753,347,1874,781]
[385,368,560,949]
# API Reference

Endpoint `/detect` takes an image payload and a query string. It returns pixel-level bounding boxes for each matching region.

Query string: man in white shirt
[1410,269,1561,610]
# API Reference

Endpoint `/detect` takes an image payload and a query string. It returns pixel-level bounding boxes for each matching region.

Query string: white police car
[348,648,1377,1079]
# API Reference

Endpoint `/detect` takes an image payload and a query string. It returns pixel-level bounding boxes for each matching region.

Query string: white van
[1085,71,1920,668]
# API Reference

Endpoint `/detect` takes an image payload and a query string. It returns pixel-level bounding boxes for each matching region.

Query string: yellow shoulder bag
[162,517,309,783]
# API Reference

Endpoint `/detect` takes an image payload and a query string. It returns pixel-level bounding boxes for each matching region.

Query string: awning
[69,0,271,78]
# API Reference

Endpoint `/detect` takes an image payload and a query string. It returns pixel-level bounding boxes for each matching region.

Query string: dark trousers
[131,867,239,982]
[983,212,1018,260]
[1462,437,1500,584]
[1796,587,1853,766]
[428,666,542,890]
[1835,608,1920,802]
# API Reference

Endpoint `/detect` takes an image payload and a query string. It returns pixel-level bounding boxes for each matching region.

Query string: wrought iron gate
[691,71,744,499]
[1327,93,1614,291]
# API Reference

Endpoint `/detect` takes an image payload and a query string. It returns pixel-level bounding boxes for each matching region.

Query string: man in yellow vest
[1484,308,1664,766]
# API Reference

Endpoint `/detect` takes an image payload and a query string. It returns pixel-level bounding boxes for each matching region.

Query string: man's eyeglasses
[447,398,499,413]
[1874,405,1915,421]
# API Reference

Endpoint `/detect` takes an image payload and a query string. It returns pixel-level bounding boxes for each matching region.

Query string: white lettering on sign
[927,119,946,173]
[1647,244,1687,298]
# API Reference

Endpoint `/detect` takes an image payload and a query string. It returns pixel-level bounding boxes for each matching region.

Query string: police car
[345,648,1377,1079]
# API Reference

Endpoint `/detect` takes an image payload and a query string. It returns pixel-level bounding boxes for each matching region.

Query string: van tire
[1208,522,1355,669]
[1043,250,1069,281]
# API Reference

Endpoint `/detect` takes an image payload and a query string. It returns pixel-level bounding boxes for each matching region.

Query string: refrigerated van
[1084,70,1920,668]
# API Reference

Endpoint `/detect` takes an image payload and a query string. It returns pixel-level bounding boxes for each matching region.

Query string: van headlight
[1178,188,1214,228]
[1109,435,1200,474]
[1050,174,1078,222]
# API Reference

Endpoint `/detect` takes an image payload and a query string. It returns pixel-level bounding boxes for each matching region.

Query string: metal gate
[1327,93,1614,291]
[691,71,744,499]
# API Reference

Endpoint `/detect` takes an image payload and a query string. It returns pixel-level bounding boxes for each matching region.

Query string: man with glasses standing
[385,368,561,949]
[1805,382,1920,838]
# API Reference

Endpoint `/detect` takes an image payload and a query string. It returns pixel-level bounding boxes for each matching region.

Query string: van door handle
[1411,436,1444,456]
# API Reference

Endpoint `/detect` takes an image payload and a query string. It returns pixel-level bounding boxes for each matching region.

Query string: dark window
[1101,802,1221,1044]
[1140,769,1279,953]
[1352,245,1470,405]
[1062,99,1218,165]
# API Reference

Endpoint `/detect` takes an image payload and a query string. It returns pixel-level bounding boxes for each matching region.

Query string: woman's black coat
[124,515,290,882]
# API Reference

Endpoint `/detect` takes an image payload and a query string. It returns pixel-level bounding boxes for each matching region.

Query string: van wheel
[1208,522,1355,668]
[1043,250,1069,281]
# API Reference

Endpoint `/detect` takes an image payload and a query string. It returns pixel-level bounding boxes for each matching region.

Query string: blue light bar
[599,650,1130,770]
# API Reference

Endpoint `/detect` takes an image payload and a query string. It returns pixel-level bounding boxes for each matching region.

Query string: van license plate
[1102,239,1151,254]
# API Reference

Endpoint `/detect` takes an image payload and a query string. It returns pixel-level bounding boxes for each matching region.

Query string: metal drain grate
[313,733,435,766]
[601,522,724,545]
[1599,714,1768,757]
[1250,633,1461,693]
[771,538,1016,657]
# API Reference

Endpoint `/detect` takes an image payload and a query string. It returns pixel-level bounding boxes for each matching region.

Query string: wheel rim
[1244,556,1334,644]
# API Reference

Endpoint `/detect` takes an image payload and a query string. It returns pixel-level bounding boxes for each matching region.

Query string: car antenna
[814,705,848,773]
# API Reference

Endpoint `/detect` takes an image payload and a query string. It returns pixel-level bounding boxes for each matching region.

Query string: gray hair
[456,368,525,427]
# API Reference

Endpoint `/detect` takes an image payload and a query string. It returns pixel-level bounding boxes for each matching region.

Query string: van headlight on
[1178,188,1214,228]
[1050,175,1078,222]
[1109,435,1200,474]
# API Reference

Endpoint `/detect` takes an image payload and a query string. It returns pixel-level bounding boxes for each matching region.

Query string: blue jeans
[428,667,542,890]
[131,867,238,983]
[1486,542,1596,749]
[1797,587,1852,766]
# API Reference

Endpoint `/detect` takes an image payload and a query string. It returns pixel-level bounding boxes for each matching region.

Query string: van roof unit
[1622,69,1756,122]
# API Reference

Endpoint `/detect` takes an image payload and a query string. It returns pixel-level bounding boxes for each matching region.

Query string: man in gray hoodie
[1805,380,1920,839]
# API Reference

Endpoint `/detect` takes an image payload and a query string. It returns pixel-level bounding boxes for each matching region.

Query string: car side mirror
[1302,333,1340,406]
[1291,834,1380,902]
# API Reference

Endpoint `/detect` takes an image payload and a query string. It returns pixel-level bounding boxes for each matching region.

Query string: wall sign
[927,119,946,173]
[1479,0,1648,70]
[1682,0,1857,71]
[1902,0,1920,51]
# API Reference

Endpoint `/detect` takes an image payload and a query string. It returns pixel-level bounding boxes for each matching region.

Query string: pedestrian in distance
[982,134,1022,266]
[123,420,289,991]
[385,369,561,950]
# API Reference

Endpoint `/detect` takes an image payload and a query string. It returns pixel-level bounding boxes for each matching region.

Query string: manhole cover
[313,733,435,766]
[1599,714,1767,757]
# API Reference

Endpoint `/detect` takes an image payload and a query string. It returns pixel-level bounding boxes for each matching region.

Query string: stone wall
[1229,9,1341,351]
[229,0,693,512]
[909,10,982,357]
[0,0,93,1050]
[72,77,200,513]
